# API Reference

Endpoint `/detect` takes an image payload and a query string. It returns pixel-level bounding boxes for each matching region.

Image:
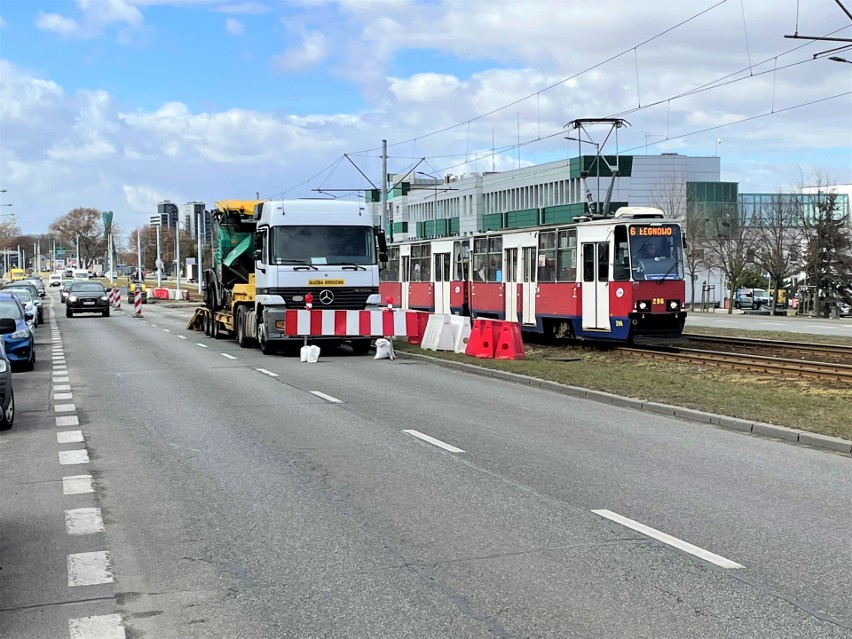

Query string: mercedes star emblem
[319,289,335,305]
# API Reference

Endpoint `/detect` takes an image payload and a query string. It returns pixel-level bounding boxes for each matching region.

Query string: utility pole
[381,139,388,239]
[156,225,162,288]
[136,228,142,282]
[76,234,81,269]
[108,233,114,285]
[197,209,202,295]
[176,220,181,298]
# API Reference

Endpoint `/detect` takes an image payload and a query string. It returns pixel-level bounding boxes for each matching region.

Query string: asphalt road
[1,292,850,639]
[686,310,852,337]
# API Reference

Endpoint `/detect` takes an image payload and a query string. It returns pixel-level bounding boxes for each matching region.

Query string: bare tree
[48,208,105,268]
[704,203,756,314]
[752,193,804,314]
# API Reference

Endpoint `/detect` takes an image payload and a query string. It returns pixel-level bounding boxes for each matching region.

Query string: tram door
[521,246,537,325]
[503,247,519,322]
[581,241,611,331]
[400,253,411,309]
[433,252,451,314]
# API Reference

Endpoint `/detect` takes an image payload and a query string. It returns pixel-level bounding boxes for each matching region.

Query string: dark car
[0,316,20,430]
[66,281,110,317]
[2,281,44,323]
[0,294,35,371]
[25,276,46,297]
[60,280,73,304]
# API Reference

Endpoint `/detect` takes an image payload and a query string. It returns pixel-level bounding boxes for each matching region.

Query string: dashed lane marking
[310,391,343,403]
[197,343,208,348]
[65,508,105,535]
[256,368,278,377]
[59,449,89,465]
[591,509,743,569]
[68,613,126,639]
[221,353,237,360]
[67,551,114,586]
[57,430,84,443]
[54,377,70,384]
[402,429,465,453]
[63,475,94,495]
[54,384,72,391]
[54,392,74,401]
[55,404,76,413]
[177,335,187,339]
[163,328,171,332]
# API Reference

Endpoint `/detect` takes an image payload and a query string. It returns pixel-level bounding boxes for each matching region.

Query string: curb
[395,351,852,457]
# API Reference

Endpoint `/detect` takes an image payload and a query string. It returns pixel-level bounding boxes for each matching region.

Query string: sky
[0,0,851,235]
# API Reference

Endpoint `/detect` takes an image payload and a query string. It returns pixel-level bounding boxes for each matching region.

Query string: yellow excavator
[127,268,148,304]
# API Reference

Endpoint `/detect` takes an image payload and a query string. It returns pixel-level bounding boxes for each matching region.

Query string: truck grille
[271,287,377,310]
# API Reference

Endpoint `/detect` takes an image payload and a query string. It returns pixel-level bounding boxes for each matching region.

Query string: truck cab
[252,199,386,353]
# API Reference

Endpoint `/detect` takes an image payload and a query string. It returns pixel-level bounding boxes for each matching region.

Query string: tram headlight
[637,301,649,311]
[669,300,680,311]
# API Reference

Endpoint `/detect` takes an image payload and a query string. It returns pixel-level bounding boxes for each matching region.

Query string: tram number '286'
[653,297,665,305]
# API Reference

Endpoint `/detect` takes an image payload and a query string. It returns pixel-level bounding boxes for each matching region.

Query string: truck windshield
[271,226,376,266]
[629,224,684,281]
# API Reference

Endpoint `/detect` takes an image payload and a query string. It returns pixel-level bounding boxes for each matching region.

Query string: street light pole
[76,234,81,269]
[197,209,202,295]
[156,225,162,288]
[175,220,181,298]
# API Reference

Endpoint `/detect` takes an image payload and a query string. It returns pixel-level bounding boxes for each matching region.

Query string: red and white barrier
[283,309,427,340]
[134,290,143,317]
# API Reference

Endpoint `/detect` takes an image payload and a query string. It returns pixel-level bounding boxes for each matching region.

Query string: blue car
[0,293,35,371]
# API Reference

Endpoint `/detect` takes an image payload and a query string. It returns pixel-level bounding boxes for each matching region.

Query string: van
[8,268,26,282]
[72,269,90,280]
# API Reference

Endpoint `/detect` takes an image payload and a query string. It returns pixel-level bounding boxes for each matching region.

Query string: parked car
[60,280,73,304]
[49,273,63,287]
[734,288,772,310]
[0,293,35,371]
[25,276,46,297]
[0,316,19,430]
[2,281,44,323]
[66,281,110,317]
[3,288,38,327]
[838,301,851,317]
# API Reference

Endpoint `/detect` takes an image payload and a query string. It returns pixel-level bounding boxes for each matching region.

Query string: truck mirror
[253,232,263,250]
[376,228,388,254]
[379,251,388,264]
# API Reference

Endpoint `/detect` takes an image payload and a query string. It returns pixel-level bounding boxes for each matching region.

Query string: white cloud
[272,29,329,72]
[225,17,243,35]
[212,2,271,14]
[35,12,80,36]
[0,15,7,29]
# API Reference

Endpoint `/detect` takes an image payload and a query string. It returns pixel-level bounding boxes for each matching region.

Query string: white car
[49,273,63,287]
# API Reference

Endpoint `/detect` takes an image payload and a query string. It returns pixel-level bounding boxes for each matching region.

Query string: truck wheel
[258,321,277,355]
[350,339,372,356]
[237,307,253,348]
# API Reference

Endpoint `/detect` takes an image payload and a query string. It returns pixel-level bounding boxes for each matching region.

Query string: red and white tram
[379,207,687,342]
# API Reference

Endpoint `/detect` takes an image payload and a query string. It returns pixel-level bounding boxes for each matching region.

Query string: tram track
[621,342,852,384]
[679,333,852,365]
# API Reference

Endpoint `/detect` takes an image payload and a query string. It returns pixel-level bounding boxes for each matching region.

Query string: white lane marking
[163,328,171,332]
[67,551,114,586]
[310,391,343,404]
[54,384,72,391]
[65,507,105,535]
[591,509,743,569]
[402,429,465,453]
[177,335,187,339]
[196,343,208,348]
[151,324,157,327]
[69,614,126,639]
[54,376,70,384]
[56,415,79,427]
[256,368,279,377]
[54,392,73,401]
[59,449,89,465]
[57,430,84,444]
[63,475,94,495]
[221,353,237,360]
[55,403,76,413]
[54,365,67,371]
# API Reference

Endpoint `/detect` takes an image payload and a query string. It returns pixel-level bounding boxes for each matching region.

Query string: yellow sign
[308,279,345,287]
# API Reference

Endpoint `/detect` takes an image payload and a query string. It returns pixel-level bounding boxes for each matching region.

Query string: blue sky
[0,0,850,235]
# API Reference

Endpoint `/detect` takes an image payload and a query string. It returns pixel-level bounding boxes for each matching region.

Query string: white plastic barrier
[450,315,472,353]
[420,314,456,351]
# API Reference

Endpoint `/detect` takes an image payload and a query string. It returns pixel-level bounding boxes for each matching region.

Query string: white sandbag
[300,344,321,363]
[374,338,396,360]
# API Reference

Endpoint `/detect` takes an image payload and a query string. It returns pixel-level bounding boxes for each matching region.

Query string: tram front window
[629,225,684,281]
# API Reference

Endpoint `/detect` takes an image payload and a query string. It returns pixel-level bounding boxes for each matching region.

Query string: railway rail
[679,333,852,365]
[621,342,852,384]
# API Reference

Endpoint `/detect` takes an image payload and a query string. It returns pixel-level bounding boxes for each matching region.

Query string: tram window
[556,229,577,281]
[582,244,595,282]
[473,254,488,282]
[597,242,609,282]
[380,246,400,282]
[613,226,630,281]
[538,231,556,282]
[410,243,431,281]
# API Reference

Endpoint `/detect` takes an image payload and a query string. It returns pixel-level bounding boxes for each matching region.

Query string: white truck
[192,199,387,355]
